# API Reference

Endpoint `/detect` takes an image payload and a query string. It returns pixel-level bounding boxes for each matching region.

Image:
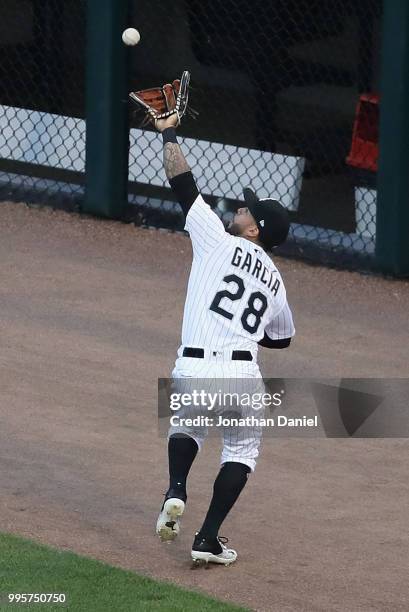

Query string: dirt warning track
[1,203,408,611]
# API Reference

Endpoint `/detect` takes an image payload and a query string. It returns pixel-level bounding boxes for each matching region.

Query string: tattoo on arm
[164,142,190,180]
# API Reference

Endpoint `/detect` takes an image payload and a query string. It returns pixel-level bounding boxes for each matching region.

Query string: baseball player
[153,114,295,566]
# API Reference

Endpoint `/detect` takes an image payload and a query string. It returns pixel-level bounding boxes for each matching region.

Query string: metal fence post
[84,0,129,219]
[376,0,409,275]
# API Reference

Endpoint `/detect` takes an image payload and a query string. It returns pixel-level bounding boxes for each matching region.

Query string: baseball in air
[122,28,140,46]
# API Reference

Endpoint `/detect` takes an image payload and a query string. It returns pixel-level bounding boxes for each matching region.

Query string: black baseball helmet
[243,187,290,250]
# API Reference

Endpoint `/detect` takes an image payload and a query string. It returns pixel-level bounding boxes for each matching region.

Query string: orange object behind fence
[346,94,379,172]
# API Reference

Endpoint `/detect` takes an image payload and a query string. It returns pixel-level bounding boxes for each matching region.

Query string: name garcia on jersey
[231,246,281,296]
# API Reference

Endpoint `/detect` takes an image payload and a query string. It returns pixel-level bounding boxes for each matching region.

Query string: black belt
[183,347,253,361]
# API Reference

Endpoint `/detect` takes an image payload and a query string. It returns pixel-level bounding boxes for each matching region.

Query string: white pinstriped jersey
[180,194,295,359]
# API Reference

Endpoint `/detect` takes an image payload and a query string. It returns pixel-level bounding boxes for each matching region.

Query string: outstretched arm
[156,115,198,216]
[163,139,190,179]
[155,115,228,256]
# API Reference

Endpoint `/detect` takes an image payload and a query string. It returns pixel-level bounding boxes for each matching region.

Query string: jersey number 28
[209,274,267,334]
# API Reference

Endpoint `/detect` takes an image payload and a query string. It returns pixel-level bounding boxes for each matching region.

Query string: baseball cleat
[191,533,237,566]
[156,497,185,542]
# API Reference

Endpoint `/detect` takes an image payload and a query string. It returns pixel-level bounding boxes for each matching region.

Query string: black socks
[198,462,251,540]
[166,438,251,539]
[166,435,199,501]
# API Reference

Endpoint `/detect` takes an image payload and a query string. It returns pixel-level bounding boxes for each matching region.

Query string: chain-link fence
[0,0,86,210]
[0,0,389,271]
[128,0,382,270]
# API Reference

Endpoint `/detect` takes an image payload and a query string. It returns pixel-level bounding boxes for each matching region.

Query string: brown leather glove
[129,71,197,128]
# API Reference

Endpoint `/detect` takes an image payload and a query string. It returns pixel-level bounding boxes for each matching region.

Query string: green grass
[0,532,248,611]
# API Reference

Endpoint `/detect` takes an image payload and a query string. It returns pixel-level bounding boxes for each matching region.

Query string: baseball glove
[129,70,197,127]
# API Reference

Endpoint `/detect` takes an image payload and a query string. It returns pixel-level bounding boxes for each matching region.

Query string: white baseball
[122,28,140,46]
